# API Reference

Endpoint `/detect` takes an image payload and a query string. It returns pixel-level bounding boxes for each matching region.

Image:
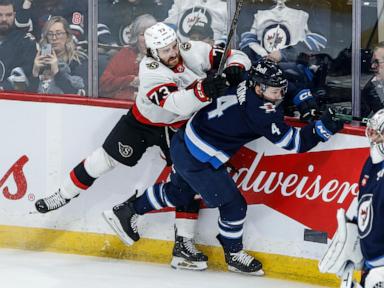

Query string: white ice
[0,248,330,288]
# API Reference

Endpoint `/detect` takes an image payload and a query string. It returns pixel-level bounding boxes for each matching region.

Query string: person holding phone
[31,16,88,95]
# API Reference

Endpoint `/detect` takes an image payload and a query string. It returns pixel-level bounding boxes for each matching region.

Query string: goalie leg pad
[319,209,363,275]
[365,267,384,288]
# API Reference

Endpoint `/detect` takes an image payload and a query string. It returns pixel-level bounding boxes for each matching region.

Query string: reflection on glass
[239,0,352,118]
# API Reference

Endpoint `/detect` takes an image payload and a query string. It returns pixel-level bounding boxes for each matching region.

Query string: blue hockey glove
[293,89,319,121]
[315,108,344,141]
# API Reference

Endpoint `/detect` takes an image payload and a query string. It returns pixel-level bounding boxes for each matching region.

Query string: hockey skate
[171,233,208,271]
[35,190,70,213]
[102,193,140,245]
[224,249,264,276]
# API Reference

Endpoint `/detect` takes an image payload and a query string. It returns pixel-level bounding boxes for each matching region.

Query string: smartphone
[41,43,52,56]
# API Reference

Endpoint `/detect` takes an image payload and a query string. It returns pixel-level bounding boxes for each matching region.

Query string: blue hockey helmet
[248,58,288,94]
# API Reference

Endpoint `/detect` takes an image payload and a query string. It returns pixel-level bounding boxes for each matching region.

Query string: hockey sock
[133,183,175,214]
[175,199,200,238]
[217,216,245,252]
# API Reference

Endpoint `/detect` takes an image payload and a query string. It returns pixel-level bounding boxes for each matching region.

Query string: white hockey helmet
[144,22,177,61]
[366,109,384,163]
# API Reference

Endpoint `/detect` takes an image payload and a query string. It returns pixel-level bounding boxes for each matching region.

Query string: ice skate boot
[224,249,264,276]
[102,193,140,245]
[171,233,208,271]
[35,190,70,213]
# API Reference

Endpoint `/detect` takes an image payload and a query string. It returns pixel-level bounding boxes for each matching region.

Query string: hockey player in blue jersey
[319,109,384,288]
[103,58,344,275]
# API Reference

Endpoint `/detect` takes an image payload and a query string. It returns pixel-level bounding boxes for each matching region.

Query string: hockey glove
[224,65,245,86]
[315,107,344,141]
[194,75,227,101]
[293,89,319,121]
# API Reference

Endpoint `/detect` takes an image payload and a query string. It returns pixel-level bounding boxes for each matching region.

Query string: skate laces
[130,214,139,233]
[231,250,254,266]
[183,237,200,255]
[44,191,67,210]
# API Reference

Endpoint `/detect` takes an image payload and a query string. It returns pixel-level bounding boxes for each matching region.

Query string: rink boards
[0,95,368,286]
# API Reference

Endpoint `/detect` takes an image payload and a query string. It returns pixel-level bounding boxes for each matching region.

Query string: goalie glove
[318,209,363,277]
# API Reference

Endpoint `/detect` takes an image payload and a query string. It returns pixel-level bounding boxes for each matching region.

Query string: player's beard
[0,22,11,36]
[165,55,180,68]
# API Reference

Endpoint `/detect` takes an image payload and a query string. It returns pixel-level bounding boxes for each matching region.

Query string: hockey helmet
[248,58,288,94]
[144,22,177,61]
[366,108,384,163]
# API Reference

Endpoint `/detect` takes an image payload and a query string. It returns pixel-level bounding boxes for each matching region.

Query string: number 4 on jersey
[208,95,238,119]
[271,123,281,135]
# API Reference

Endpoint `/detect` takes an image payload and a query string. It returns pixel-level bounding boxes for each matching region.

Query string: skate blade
[228,266,265,276]
[171,256,208,271]
[102,210,135,246]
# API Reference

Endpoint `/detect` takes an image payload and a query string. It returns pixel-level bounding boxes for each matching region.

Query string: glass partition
[238,0,352,116]
[359,0,384,118]
[1,0,89,95]
[1,0,358,111]
[97,0,229,101]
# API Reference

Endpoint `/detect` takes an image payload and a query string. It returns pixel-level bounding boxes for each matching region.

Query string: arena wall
[0,93,368,286]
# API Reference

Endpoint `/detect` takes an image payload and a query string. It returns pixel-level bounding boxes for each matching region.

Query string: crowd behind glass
[0,0,382,118]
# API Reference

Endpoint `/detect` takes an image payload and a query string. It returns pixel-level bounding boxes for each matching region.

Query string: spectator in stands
[99,14,156,101]
[98,0,171,46]
[361,42,384,117]
[0,0,36,91]
[31,16,88,95]
[164,0,227,43]
[16,0,87,45]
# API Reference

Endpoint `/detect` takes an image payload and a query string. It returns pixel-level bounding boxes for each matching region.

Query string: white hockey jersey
[250,6,309,53]
[164,0,228,42]
[132,40,251,128]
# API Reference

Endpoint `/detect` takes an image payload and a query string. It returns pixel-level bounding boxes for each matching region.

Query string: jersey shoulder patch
[180,42,192,51]
[146,61,159,70]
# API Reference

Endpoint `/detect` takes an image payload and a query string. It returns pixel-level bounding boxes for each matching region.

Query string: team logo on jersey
[262,24,290,53]
[259,102,276,113]
[180,42,192,51]
[361,175,369,187]
[377,167,384,181]
[358,194,373,238]
[146,62,159,70]
[118,142,133,158]
[179,6,213,38]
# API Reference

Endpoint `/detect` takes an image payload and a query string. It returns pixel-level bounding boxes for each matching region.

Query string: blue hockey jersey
[184,81,325,169]
[358,157,384,268]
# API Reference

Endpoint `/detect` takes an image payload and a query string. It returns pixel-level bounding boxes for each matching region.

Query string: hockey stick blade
[216,0,244,77]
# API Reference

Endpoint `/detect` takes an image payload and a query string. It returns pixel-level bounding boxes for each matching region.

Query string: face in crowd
[157,40,180,68]
[371,47,384,80]
[0,4,15,35]
[46,22,68,54]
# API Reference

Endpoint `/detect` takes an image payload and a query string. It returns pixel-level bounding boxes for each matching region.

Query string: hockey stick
[333,113,369,124]
[216,0,244,77]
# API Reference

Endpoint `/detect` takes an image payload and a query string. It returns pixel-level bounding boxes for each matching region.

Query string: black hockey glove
[293,89,319,121]
[194,75,227,101]
[224,65,245,86]
[314,107,344,142]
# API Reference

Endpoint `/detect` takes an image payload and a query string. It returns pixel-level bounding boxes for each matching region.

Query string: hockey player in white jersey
[164,0,227,42]
[35,22,251,271]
